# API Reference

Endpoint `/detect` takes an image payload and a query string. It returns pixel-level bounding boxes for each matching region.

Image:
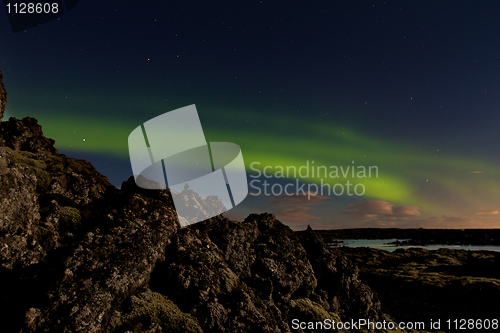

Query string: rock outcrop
[0,77,424,332]
[0,118,397,332]
[0,116,113,271]
[0,69,6,121]
[341,246,500,325]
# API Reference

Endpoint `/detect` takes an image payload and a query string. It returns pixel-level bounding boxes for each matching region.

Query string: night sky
[1,1,500,229]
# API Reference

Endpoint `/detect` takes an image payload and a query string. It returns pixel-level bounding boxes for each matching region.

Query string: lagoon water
[336,239,500,252]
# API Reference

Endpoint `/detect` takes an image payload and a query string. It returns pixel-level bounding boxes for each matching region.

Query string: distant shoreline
[296,228,500,246]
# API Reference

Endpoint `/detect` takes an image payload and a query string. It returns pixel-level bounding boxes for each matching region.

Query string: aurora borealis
[1,1,500,229]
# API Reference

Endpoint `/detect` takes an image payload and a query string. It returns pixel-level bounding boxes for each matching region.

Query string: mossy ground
[109,289,202,333]
[4,147,51,193]
[289,298,340,324]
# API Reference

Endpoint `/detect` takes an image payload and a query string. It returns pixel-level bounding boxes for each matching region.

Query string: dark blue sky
[2,1,500,229]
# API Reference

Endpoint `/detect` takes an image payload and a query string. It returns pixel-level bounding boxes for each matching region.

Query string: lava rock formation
[0,73,424,332]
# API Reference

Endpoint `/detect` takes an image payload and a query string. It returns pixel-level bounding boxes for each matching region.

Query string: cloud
[342,200,422,226]
[224,191,330,230]
[268,192,329,229]
[410,214,500,229]
[341,208,500,228]
[393,205,422,216]
[475,210,499,215]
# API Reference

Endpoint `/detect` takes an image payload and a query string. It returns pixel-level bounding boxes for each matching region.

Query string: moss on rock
[59,206,82,232]
[4,147,51,193]
[110,289,202,333]
[222,267,239,293]
[289,298,340,324]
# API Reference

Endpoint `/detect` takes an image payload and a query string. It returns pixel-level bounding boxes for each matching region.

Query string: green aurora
[6,92,499,221]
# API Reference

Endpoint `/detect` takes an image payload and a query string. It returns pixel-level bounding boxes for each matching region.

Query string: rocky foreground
[0,70,6,120]
[339,246,500,325]
[0,72,431,331]
[0,116,415,333]
[5,72,498,332]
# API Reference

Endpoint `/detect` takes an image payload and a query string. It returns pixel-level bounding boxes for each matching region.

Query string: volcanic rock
[0,69,6,121]
[0,76,426,332]
[341,246,500,324]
